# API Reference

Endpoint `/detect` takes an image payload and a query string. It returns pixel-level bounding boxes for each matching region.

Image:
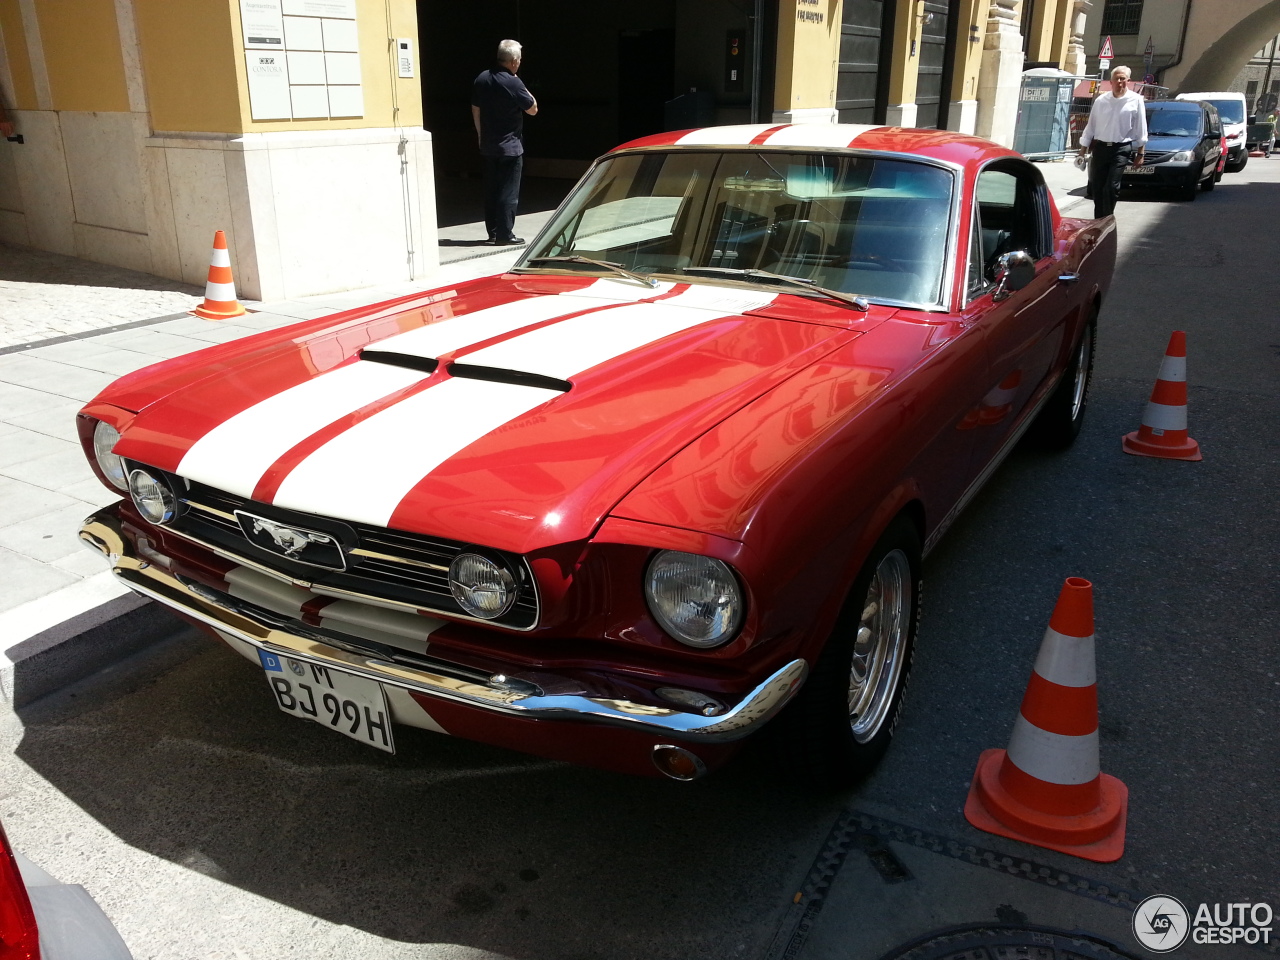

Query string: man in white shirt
[1079,65,1148,218]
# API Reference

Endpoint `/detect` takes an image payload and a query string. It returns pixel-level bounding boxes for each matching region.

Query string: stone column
[976,0,1025,147]
[1065,0,1092,76]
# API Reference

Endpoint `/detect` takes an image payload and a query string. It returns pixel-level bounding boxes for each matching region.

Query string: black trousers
[483,154,523,241]
[1088,142,1132,218]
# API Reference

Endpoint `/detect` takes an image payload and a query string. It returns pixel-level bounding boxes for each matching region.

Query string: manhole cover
[879,925,1139,960]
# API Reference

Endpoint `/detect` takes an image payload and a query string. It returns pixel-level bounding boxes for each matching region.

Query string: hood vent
[446,363,572,393]
[358,350,439,374]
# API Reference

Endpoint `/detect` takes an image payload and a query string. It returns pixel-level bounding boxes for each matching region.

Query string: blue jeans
[483,154,523,241]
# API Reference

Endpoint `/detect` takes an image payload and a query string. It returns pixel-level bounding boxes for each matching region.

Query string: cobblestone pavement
[0,242,206,348]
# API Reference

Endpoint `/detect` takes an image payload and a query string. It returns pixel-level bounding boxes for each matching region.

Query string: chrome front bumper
[79,510,807,744]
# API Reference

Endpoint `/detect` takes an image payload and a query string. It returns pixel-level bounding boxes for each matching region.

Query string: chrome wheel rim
[1069,326,1092,422]
[848,549,912,743]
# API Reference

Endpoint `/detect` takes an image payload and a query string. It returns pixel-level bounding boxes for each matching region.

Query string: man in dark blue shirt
[471,40,538,244]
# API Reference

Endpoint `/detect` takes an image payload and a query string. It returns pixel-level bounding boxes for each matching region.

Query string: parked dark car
[1121,100,1223,200]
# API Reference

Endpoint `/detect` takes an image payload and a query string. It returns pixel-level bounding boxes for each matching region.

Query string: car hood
[108,276,877,554]
[1146,133,1199,152]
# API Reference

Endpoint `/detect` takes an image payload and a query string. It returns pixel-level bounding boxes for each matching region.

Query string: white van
[1177,91,1249,171]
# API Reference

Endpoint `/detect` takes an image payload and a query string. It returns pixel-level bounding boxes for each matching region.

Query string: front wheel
[1030,307,1096,449]
[1200,167,1216,191]
[780,517,921,788]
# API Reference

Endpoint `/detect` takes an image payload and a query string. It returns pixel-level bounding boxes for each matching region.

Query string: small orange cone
[1122,331,1201,461]
[964,577,1128,862]
[192,230,246,320]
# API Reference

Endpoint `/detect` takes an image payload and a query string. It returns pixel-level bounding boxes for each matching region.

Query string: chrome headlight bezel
[448,551,518,620]
[1171,150,1194,162]
[128,467,181,525]
[92,420,129,490]
[644,550,745,649]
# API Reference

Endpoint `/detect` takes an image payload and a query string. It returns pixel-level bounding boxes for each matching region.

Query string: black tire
[1029,306,1097,449]
[1181,172,1199,201]
[1200,167,1216,191]
[780,516,921,789]
[1214,168,1223,182]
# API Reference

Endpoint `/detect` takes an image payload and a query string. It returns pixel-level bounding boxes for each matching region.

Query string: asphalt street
[0,157,1276,960]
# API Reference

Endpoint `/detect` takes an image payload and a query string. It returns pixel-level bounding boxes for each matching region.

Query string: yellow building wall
[134,0,244,132]
[950,0,987,103]
[36,0,130,111]
[228,0,422,133]
[773,0,842,112]
[886,0,920,106]
[0,0,37,110]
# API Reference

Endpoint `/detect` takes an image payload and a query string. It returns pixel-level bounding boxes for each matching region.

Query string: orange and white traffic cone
[964,577,1128,863]
[1122,331,1201,461]
[191,230,246,320]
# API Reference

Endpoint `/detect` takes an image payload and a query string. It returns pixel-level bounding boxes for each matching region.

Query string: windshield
[1147,106,1202,138]
[521,151,955,306]
[1206,99,1245,124]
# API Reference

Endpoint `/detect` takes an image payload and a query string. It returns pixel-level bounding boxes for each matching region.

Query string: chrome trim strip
[79,510,807,744]
[922,367,1063,557]
[348,547,450,572]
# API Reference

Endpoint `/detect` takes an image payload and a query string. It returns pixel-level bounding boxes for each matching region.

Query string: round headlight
[93,420,128,490]
[645,550,744,648]
[449,552,516,619]
[128,468,179,525]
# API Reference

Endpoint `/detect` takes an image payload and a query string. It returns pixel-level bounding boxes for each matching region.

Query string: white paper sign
[396,38,414,78]
[282,0,355,18]
[246,52,291,119]
[240,0,285,49]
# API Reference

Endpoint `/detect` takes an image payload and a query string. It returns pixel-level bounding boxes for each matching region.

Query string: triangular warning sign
[1099,35,1114,58]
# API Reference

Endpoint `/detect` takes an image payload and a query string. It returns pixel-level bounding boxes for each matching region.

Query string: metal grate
[170,481,539,630]
[1099,0,1143,36]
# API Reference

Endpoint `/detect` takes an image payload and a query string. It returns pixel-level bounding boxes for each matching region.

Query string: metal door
[837,0,886,123]
[915,0,950,129]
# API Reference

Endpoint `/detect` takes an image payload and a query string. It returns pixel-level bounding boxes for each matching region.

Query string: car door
[1203,107,1222,171]
[962,161,1070,468]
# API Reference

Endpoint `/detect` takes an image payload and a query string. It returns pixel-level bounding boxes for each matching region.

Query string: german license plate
[1125,165,1154,174]
[258,650,394,753]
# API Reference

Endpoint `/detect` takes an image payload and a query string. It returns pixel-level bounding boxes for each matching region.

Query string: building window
[1100,0,1144,35]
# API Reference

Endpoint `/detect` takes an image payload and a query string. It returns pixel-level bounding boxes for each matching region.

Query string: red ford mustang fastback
[77,125,1115,784]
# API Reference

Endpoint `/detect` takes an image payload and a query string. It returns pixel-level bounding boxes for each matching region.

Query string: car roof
[607,124,1021,171]
[1149,100,1202,109]
[1177,92,1244,100]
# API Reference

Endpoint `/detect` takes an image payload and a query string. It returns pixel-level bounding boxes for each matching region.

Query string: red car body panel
[77,126,1117,778]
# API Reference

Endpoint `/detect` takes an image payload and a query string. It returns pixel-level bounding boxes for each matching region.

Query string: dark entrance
[914,0,955,130]
[617,29,676,146]
[837,0,890,123]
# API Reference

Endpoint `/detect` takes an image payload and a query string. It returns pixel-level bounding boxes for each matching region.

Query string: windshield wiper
[678,266,869,310]
[519,256,658,288]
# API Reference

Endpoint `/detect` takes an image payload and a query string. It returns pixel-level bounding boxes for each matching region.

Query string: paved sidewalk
[0,240,528,681]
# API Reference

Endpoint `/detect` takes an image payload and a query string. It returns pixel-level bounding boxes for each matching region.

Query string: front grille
[1143,151,1174,164]
[169,481,539,630]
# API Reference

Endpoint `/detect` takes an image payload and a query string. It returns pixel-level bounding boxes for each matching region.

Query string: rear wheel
[1030,306,1096,449]
[780,517,921,788]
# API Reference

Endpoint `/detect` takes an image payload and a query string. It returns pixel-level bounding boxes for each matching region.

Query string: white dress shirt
[1080,90,1148,149]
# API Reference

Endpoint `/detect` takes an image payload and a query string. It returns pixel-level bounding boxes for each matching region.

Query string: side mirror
[993,251,1035,301]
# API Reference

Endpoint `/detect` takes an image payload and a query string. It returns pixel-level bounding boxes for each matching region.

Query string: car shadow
[14,637,843,957]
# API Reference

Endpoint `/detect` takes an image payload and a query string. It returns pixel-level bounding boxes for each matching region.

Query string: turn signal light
[651,744,707,781]
[0,821,40,960]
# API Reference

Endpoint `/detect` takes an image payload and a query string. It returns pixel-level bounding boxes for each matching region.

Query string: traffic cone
[1122,331,1201,461]
[192,230,246,320]
[964,577,1128,862]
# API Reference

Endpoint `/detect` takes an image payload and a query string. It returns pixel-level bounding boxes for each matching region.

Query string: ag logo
[1133,895,1190,952]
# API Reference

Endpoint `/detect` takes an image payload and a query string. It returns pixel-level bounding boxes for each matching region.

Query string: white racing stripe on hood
[460,291,775,381]
[675,124,780,145]
[270,291,774,524]
[371,283,671,360]
[763,124,884,147]
[176,361,428,498]
[271,377,563,526]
